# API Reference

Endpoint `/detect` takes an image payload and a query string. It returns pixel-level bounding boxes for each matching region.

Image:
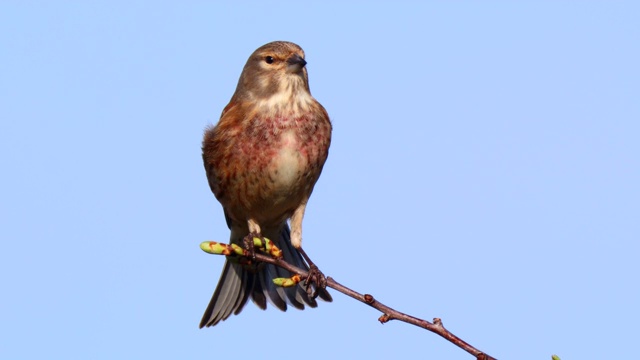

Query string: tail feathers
[199,261,245,327]
[199,224,332,328]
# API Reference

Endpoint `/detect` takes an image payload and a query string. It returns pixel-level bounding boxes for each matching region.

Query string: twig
[248,251,497,360]
[200,241,495,359]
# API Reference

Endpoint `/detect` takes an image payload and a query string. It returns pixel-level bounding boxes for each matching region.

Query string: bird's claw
[242,232,260,261]
[304,265,327,299]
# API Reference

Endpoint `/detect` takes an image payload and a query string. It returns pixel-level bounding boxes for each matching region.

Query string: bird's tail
[199,224,332,328]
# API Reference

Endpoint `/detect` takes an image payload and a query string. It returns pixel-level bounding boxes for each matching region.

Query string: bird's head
[232,41,314,114]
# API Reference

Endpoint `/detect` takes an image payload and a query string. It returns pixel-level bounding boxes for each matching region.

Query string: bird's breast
[268,130,307,192]
[205,104,330,225]
[236,112,328,210]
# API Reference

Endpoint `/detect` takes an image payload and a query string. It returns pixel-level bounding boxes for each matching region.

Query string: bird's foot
[297,246,327,299]
[304,264,327,299]
[242,232,261,261]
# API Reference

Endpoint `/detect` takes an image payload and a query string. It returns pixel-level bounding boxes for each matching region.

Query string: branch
[201,241,496,360]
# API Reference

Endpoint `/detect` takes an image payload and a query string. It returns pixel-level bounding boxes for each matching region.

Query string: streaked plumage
[200,41,332,328]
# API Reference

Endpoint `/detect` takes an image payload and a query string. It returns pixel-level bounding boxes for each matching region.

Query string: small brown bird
[200,41,332,328]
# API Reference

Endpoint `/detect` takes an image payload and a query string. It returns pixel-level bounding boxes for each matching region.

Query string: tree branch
[201,241,496,359]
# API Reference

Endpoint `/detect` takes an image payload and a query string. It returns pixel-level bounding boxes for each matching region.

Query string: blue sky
[1,2,638,359]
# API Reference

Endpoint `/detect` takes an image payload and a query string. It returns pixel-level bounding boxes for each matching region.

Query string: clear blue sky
[1,2,638,359]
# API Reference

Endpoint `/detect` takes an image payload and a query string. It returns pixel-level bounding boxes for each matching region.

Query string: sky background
[1,2,638,359]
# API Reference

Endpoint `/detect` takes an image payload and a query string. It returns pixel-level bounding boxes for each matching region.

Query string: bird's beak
[286,54,307,73]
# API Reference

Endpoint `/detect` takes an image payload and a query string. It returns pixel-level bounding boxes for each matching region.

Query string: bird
[200,41,333,328]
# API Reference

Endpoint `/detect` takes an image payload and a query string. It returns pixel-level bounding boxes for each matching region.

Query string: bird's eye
[265,56,274,64]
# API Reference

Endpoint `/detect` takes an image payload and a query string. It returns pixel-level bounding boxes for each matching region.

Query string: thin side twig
[249,251,496,360]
